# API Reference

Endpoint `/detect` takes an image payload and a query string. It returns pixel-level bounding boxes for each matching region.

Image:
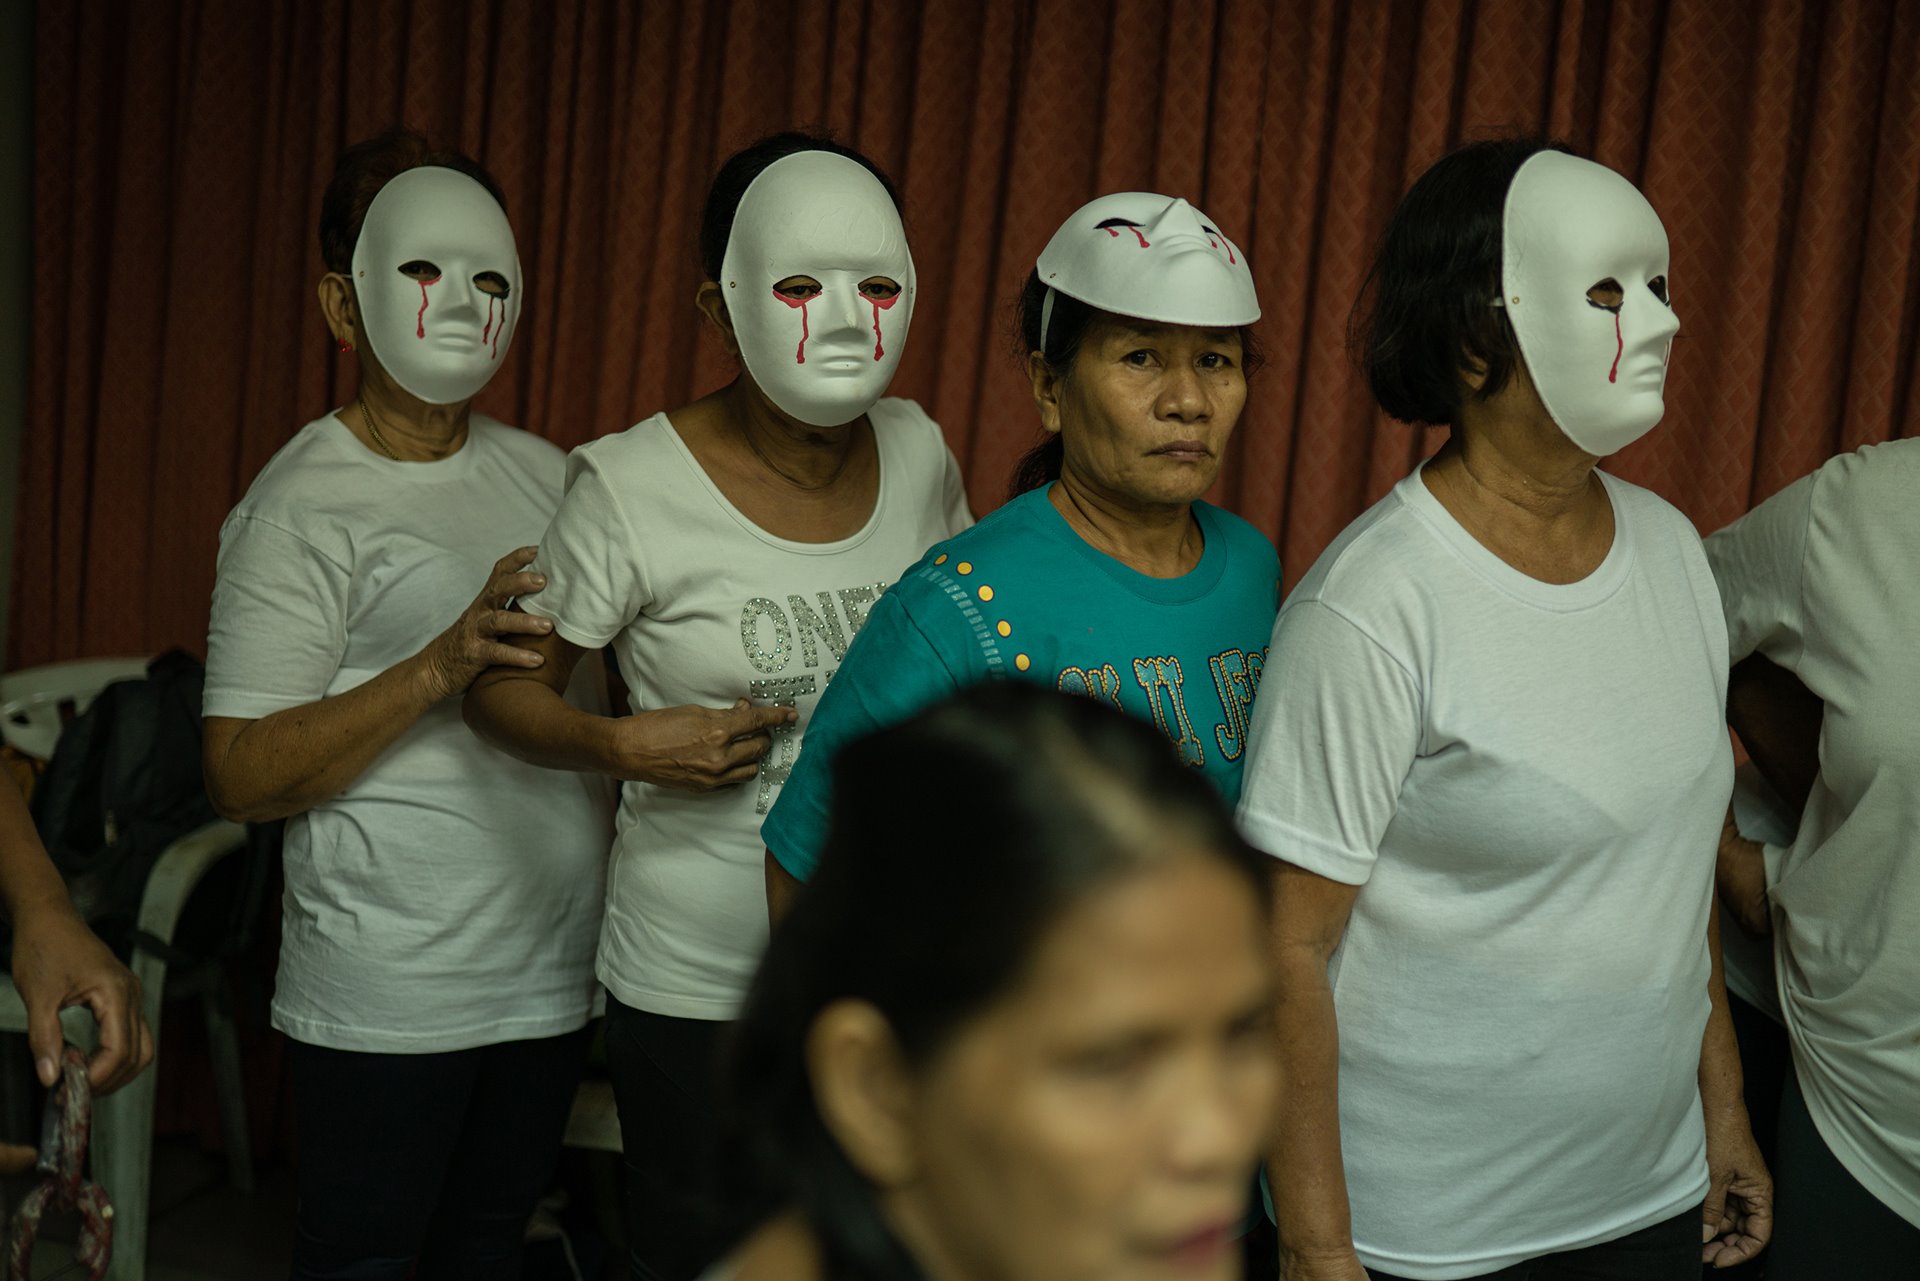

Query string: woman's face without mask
[1048,318,1248,510]
[862,849,1276,1281]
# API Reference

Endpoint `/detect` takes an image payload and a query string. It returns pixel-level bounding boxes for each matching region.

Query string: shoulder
[875,492,1047,620]
[1286,481,1427,613]
[1601,470,1702,539]
[868,395,942,441]
[563,412,679,485]
[871,397,956,472]
[225,415,359,529]
[1809,436,1920,506]
[1194,500,1280,574]
[472,415,565,466]
[1600,473,1718,585]
[920,488,1047,564]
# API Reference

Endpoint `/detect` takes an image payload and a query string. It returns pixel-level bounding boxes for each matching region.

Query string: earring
[337,338,354,353]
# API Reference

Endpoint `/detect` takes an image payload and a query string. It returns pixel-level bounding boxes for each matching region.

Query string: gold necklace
[358,395,403,461]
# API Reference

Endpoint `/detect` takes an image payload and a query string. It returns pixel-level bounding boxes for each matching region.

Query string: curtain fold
[18,0,1920,666]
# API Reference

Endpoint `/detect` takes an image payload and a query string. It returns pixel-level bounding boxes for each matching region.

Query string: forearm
[1269,949,1357,1267]
[0,780,74,923]
[464,671,618,774]
[765,849,802,928]
[205,654,441,822]
[1698,903,1749,1119]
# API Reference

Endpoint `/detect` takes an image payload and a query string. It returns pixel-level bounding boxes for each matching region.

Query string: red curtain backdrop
[17,0,1920,669]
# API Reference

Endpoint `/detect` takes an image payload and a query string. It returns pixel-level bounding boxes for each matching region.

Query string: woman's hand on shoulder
[418,547,556,701]
[608,699,798,792]
[1715,806,1771,938]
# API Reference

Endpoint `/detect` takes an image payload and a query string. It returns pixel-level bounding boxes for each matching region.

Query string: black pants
[1767,1062,1920,1279]
[287,1028,587,1281]
[1367,1208,1701,1281]
[602,994,732,1281]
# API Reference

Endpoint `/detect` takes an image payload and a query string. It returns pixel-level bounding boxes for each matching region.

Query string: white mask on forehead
[352,166,521,406]
[720,151,915,428]
[1501,152,1680,456]
[1035,191,1259,340]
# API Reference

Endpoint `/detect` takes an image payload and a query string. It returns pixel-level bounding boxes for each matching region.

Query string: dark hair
[1007,268,1267,496]
[724,683,1269,1281]
[699,131,905,283]
[1350,136,1573,427]
[318,127,508,275]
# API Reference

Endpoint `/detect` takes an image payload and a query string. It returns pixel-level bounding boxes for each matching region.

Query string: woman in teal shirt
[764,191,1278,899]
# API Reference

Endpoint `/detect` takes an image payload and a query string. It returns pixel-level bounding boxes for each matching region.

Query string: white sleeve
[1703,469,1815,666]
[522,451,651,648]
[1235,600,1421,885]
[204,515,351,719]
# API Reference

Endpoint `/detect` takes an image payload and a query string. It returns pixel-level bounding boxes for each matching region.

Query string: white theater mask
[351,166,521,406]
[720,151,916,428]
[1500,152,1680,457]
[1034,191,1259,343]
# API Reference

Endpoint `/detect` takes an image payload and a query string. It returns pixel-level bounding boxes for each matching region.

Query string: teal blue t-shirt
[762,487,1281,880]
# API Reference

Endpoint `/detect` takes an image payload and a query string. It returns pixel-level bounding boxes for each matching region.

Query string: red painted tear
[415,276,441,338]
[1608,312,1622,384]
[869,292,901,360]
[773,287,811,363]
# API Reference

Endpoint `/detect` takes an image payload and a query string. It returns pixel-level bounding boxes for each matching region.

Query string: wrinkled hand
[9,900,151,1095]
[1702,1109,1773,1267]
[1716,805,1772,938]
[611,699,799,791]
[419,547,555,700]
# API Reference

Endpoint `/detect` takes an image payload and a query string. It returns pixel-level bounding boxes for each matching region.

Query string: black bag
[27,650,228,959]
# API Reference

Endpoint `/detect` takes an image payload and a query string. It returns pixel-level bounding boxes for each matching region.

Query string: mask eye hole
[474,271,512,299]
[773,276,823,300]
[1586,278,1624,313]
[398,260,443,282]
[857,277,901,302]
[1648,275,1670,307]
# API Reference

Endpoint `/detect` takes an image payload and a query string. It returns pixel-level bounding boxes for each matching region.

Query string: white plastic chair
[0,658,149,759]
[0,658,254,1281]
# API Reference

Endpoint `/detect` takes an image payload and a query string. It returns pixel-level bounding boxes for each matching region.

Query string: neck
[356,369,471,461]
[1049,465,1203,578]
[1427,406,1600,526]
[880,1188,990,1281]
[725,378,862,490]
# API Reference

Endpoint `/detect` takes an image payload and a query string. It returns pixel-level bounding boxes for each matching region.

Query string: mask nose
[1140,196,1209,245]
[815,282,867,338]
[1621,271,1677,334]
[431,272,485,325]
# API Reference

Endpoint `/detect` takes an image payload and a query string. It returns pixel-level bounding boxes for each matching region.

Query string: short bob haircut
[697,131,904,284]
[319,127,507,276]
[1351,136,1573,428]
[723,681,1270,1281]
[1007,268,1265,496]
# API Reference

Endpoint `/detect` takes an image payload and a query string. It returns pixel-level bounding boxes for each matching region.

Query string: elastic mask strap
[1039,286,1057,354]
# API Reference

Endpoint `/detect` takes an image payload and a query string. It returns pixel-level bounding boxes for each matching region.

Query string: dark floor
[13,1137,621,1280]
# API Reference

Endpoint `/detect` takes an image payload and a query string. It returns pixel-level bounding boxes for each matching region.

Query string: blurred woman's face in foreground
[871,849,1276,1281]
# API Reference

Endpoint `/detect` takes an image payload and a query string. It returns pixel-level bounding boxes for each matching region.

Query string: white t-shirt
[205,414,615,1053]
[1238,465,1730,1280]
[524,398,971,1021]
[1705,438,1920,1228]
